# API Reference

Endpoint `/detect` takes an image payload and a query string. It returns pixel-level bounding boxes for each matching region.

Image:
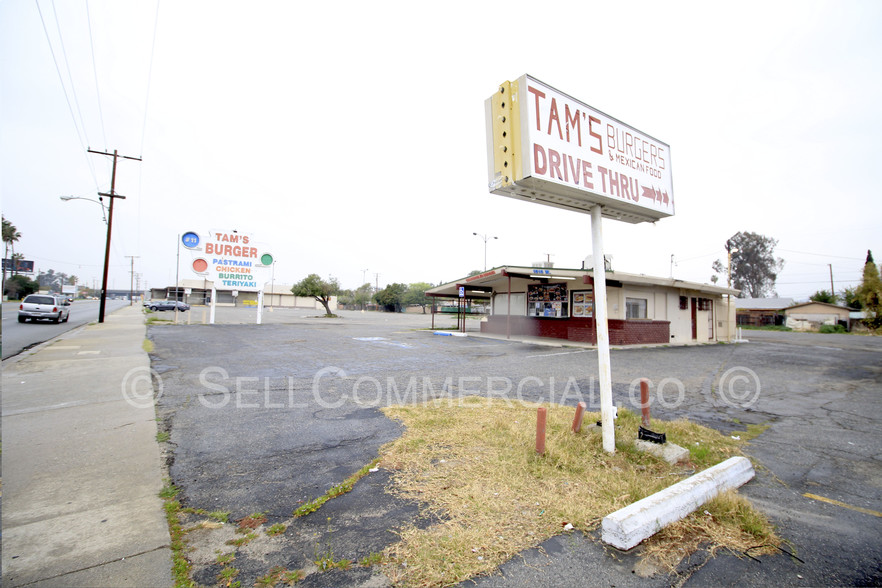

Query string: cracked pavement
[147,311,882,586]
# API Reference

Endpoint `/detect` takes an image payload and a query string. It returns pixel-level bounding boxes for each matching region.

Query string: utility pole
[828,264,835,300]
[125,255,140,305]
[88,149,141,322]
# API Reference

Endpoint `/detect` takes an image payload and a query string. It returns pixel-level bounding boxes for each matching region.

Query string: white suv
[18,294,71,324]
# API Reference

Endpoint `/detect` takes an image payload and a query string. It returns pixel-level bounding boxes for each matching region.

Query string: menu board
[527,283,568,318]
[571,290,594,318]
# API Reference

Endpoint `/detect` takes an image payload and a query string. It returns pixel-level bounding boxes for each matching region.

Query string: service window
[625,297,647,319]
[527,283,568,318]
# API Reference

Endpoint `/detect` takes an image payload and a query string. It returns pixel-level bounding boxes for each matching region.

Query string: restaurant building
[427,265,739,345]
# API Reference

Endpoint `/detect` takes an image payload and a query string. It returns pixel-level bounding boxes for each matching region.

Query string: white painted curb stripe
[601,456,755,550]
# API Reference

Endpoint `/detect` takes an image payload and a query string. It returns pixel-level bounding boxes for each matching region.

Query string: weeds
[226,532,258,547]
[217,565,240,587]
[180,507,230,523]
[266,523,287,536]
[379,399,777,586]
[359,552,384,567]
[236,512,267,533]
[293,457,381,517]
[157,480,194,588]
[158,480,180,500]
[255,566,304,587]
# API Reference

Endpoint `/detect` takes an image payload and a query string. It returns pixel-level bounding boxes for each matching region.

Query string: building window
[626,297,647,319]
[679,296,688,310]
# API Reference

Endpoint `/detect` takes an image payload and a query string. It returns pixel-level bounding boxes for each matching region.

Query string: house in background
[735,297,794,327]
[784,301,855,331]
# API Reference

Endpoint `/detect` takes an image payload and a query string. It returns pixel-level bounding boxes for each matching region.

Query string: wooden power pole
[125,255,140,305]
[88,149,141,323]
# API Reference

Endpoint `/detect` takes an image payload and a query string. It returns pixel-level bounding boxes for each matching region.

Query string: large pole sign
[485,75,677,454]
[182,230,272,291]
[181,229,275,324]
[486,74,674,224]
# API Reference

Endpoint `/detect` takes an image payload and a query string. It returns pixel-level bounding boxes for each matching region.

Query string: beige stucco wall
[784,303,850,321]
[785,303,850,330]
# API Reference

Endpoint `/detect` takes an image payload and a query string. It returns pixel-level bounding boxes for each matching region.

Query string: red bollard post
[572,402,587,433]
[536,407,547,455]
[640,378,650,428]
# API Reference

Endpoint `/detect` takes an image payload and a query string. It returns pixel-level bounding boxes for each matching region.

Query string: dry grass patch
[380,397,777,586]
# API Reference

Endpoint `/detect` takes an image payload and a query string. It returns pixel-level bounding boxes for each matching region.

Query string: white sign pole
[256,289,264,324]
[591,204,615,453]
[209,286,217,325]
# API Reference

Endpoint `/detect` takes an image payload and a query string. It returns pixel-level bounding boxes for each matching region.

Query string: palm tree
[2,215,22,290]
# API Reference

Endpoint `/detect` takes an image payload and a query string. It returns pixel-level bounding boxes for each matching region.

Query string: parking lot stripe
[803,493,882,518]
[525,349,590,359]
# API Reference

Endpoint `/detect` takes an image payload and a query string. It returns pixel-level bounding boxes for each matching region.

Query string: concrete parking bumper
[1,305,171,587]
[602,456,756,550]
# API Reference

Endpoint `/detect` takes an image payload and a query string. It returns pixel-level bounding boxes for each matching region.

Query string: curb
[601,456,755,550]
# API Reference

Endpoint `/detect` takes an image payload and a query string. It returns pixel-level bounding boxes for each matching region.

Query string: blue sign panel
[182,232,200,248]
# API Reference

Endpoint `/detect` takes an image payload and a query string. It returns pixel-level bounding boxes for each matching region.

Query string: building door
[691,297,697,340]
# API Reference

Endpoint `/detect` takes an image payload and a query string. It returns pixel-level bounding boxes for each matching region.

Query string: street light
[473,232,498,271]
[727,246,740,342]
[60,186,125,325]
[60,195,107,224]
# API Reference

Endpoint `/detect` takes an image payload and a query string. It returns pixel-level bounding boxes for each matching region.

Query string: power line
[36,0,100,188]
[51,0,95,162]
[139,0,160,157]
[777,248,864,261]
[137,1,161,264]
[85,0,107,150]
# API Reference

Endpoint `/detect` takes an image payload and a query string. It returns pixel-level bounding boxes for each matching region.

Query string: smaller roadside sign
[2,258,35,273]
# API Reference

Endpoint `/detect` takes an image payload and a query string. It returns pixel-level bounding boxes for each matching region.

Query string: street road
[2,299,130,360]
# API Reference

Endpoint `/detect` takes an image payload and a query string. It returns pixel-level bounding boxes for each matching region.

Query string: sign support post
[257,289,264,324]
[209,286,217,324]
[591,204,615,453]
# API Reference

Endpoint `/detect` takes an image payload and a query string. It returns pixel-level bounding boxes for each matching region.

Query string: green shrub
[818,324,846,334]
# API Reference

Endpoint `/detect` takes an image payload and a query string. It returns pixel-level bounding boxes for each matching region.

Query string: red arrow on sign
[641,186,671,206]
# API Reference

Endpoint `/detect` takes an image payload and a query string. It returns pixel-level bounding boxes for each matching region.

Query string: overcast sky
[2,0,880,300]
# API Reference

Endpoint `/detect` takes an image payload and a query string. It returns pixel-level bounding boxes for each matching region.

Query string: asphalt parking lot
[147,309,882,586]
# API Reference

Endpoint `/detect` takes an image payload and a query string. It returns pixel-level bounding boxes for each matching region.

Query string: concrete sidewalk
[2,306,171,587]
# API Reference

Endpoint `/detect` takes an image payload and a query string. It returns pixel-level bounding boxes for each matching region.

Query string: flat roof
[735,297,794,311]
[427,266,739,298]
